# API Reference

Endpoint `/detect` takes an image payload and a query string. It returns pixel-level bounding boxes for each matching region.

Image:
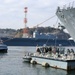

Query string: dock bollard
[42,62,50,67]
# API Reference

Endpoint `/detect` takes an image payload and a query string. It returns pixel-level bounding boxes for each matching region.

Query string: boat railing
[34,46,75,60]
[24,52,33,57]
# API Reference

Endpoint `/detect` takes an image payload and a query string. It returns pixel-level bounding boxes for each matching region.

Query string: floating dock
[30,46,75,71]
[31,56,75,71]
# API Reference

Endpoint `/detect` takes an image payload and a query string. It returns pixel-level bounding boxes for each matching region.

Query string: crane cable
[35,15,56,27]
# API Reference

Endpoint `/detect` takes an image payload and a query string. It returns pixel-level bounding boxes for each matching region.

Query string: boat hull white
[31,56,75,70]
[23,56,32,62]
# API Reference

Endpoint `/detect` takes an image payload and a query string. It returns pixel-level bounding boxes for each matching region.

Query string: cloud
[57,0,74,7]
[0,0,74,29]
[4,0,16,4]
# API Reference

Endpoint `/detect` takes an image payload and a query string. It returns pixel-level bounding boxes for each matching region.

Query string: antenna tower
[22,7,28,38]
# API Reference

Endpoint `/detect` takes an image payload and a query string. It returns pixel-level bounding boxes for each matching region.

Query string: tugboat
[0,40,8,53]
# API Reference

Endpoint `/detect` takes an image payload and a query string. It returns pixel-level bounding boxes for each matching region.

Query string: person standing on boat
[43,47,46,55]
[71,49,74,54]
[48,47,52,54]
[36,46,41,54]
[56,48,60,55]
[52,46,56,54]
[67,49,70,55]
[70,49,74,59]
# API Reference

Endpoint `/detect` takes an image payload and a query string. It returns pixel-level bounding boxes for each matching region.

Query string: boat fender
[42,62,50,67]
[30,60,37,64]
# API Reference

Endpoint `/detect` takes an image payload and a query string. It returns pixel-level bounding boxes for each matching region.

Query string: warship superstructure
[56,4,75,41]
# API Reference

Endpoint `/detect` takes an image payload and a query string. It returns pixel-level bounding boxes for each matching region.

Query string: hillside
[0,27,70,39]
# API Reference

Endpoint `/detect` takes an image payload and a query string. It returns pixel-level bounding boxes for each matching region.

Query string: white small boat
[23,55,32,62]
[23,53,32,62]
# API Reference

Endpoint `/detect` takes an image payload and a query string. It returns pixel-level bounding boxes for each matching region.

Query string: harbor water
[0,46,75,75]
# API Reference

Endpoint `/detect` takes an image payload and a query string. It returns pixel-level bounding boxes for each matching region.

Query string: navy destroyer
[56,3,75,41]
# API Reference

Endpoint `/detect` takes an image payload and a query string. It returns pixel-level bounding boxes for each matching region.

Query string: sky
[0,0,74,29]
